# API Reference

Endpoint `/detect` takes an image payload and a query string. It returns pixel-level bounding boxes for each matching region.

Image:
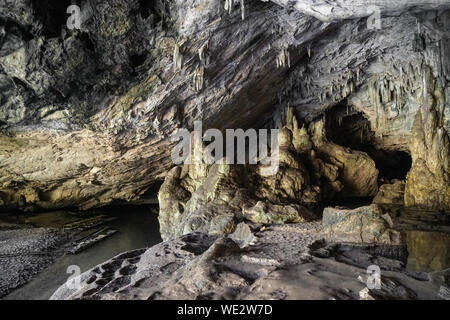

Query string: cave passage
[325,103,412,182]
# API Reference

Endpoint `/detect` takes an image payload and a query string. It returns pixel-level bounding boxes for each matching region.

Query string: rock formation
[51,223,449,300]
[158,107,383,240]
[322,204,402,245]
[0,0,446,301]
[0,0,448,215]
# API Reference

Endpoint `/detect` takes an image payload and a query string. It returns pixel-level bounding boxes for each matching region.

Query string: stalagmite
[276,48,290,69]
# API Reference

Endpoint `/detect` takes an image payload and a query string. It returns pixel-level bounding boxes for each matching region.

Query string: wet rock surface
[0,210,124,298]
[0,221,68,297]
[52,222,449,300]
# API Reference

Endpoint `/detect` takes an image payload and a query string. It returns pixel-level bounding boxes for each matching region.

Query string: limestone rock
[309,120,379,198]
[322,204,402,245]
[158,124,322,241]
[0,1,448,212]
[229,222,256,248]
[373,180,405,206]
[243,201,315,225]
[51,223,444,300]
[405,68,450,211]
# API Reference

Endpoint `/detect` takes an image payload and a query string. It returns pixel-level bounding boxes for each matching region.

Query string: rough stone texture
[158,150,318,240]
[322,204,403,245]
[308,119,379,198]
[157,107,381,241]
[229,222,256,248]
[404,67,450,210]
[1,0,449,302]
[269,0,450,22]
[0,221,69,297]
[373,180,405,206]
[0,1,448,212]
[51,223,446,300]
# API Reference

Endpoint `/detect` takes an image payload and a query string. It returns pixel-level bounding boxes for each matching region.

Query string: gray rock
[229,222,256,248]
[51,223,445,300]
[322,204,403,245]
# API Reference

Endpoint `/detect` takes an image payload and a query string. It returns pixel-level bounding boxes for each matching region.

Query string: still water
[4,206,161,300]
[406,230,450,272]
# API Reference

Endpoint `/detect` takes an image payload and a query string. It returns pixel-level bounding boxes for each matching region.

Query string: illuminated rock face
[0,0,449,217]
[322,204,402,245]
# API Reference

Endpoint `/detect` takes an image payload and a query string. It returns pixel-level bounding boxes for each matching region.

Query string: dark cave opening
[138,0,163,24]
[31,0,73,38]
[325,103,412,182]
[130,52,148,69]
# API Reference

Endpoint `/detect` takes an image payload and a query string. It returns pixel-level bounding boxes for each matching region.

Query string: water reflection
[3,206,161,300]
[406,230,450,272]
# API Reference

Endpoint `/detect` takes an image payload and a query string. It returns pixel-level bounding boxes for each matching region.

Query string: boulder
[322,204,402,245]
[373,180,405,205]
[229,222,256,248]
[243,201,315,225]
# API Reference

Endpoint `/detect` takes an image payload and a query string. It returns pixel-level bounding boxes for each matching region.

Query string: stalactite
[276,48,290,68]
[436,128,443,159]
[173,43,183,71]
[198,40,209,65]
[193,65,204,91]
[224,0,245,20]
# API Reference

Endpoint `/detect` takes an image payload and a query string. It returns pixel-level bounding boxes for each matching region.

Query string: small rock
[229,222,256,248]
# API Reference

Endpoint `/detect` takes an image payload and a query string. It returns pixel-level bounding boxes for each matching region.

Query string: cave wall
[0,1,449,212]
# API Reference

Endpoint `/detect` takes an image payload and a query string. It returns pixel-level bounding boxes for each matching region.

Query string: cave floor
[49,206,450,301]
[0,206,161,300]
[1,204,449,300]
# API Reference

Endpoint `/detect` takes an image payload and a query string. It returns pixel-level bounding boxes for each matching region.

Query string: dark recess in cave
[31,0,73,38]
[130,52,148,69]
[138,0,163,25]
[326,103,412,182]
[79,33,95,52]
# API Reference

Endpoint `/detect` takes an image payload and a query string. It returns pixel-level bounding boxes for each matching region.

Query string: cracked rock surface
[51,222,449,300]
